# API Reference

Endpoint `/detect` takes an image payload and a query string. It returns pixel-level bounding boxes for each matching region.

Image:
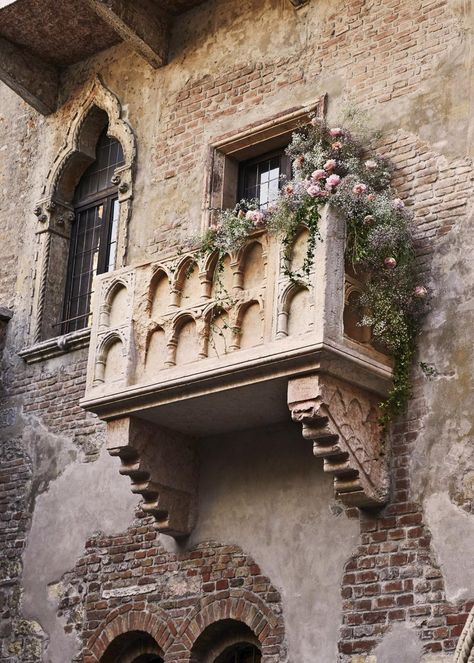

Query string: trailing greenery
[198,114,429,425]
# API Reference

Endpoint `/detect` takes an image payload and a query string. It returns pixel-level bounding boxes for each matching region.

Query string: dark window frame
[238,148,291,207]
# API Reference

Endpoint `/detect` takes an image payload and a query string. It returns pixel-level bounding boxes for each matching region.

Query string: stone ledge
[18,327,91,364]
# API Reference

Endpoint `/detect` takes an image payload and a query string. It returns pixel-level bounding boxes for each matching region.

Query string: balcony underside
[82,339,391,437]
[0,0,309,114]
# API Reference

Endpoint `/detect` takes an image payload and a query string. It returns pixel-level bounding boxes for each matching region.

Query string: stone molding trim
[174,589,285,662]
[288,373,389,508]
[19,327,91,364]
[30,76,136,345]
[203,95,327,231]
[454,606,474,663]
[106,417,198,538]
[83,608,175,663]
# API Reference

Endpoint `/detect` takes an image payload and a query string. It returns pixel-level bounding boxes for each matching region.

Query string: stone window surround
[202,94,327,231]
[19,76,136,365]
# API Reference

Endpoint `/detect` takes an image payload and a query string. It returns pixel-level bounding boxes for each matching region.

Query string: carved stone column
[107,417,198,538]
[32,197,74,342]
[288,374,389,507]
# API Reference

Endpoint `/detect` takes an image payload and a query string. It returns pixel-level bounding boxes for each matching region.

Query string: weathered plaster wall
[1,0,474,661]
[183,424,359,661]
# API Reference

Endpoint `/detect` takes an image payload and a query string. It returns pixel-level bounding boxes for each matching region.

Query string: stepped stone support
[287,374,389,508]
[107,416,198,537]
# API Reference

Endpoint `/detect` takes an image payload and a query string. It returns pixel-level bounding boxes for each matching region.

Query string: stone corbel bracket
[107,417,198,538]
[288,374,389,507]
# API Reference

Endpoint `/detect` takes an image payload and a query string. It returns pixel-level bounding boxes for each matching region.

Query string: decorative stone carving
[287,373,389,507]
[106,417,198,537]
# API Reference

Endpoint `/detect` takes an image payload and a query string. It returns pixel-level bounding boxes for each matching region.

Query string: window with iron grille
[62,129,124,334]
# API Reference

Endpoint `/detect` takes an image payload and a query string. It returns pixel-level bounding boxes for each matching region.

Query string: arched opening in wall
[190,619,261,663]
[174,315,199,365]
[99,630,163,663]
[103,337,125,384]
[62,120,125,333]
[241,241,264,291]
[149,269,170,318]
[30,79,137,347]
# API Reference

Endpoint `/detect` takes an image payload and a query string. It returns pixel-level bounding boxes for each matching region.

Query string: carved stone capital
[107,417,198,537]
[288,374,389,507]
[34,197,74,236]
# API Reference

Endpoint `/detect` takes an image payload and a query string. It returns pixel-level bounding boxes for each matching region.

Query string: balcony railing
[81,209,393,536]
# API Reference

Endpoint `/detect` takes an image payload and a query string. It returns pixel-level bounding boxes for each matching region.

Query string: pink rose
[325,174,341,189]
[245,210,255,221]
[210,223,222,232]
[252,211,266,226]
[363,214,374,226]
[307,184,321,197]
[384,257,397,269]
[311,117,320,127]
[414,285,428,298]
[324,159,337,171]
[393,197,405,209]
[329,127,343,137]
[352,183,368,195]
[365,159,378,170]
[332,141,343,151]
[307,185,329,198]
[302,178,312,189]
[312,169,327,180]
[285,184,294,195]
[367,193,376,202]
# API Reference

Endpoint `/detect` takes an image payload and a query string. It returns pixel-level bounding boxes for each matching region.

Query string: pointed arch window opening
[61,128,124,334]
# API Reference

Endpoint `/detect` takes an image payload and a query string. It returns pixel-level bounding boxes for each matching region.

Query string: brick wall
[59,526,285,662]
[0,0,473,660]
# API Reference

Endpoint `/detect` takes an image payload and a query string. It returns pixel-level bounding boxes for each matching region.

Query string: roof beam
[85,0,170,68]
[0,36,58,115]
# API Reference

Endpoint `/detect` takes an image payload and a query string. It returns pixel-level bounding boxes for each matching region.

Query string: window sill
[18,327,91,364]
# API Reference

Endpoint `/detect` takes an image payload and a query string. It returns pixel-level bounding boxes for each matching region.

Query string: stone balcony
[82,210,393,537]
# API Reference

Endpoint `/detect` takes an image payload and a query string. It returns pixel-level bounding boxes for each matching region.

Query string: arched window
[99,630,164,663]
[190,619,262,663]
[214,643,261,663]
[62,127,124,333]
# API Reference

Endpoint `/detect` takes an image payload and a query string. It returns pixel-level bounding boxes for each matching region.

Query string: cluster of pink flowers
[245,209,267,227]
[298,167,341,199]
